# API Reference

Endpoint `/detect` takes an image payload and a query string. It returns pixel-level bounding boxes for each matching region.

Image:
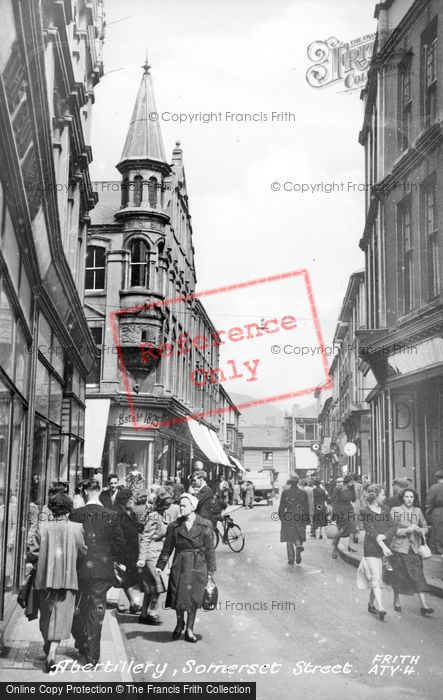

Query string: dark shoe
[45,659,57,673]
[129,605,142,615]
[139,613,161,625]
[420,607,434,616]
[85,657,99,666]
[368,603,378,615]
[319,534,323,539]
[295,547,302,564]
[348,546,357,553]
[184,630,198,643]
[393,603,402,612]
[172,621,185,640]
[331,550,338,559]
[353,533,359,544]
[378,610,387,622]
[287,560,295,565]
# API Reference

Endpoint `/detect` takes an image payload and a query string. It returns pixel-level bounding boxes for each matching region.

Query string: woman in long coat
[114,488,143,613]
[390,488,433,616]
[311,479,329,539]
[331,474,357,558]
[137,488,180,624]
[26,492,86,672]
[278,474,309,564]
[156,493,216,643]
[425,470,443,559]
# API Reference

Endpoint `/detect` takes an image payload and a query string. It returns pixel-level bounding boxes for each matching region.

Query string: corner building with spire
[84,61,241,488]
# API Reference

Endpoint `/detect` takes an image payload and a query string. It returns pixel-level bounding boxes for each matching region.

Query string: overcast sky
[91,0,377,410]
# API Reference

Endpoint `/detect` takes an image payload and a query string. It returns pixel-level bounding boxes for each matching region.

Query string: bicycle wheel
[213,525,220,549]
[226,524,245,552]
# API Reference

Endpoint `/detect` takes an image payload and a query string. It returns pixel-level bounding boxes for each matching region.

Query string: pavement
[1,501,442,696]
[337,531,443,598]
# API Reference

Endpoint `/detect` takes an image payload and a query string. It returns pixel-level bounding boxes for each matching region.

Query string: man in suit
[99,473,121,509]
[190,467,214,523]
[71,479,125,664]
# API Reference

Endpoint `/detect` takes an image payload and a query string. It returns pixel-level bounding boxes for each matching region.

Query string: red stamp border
[109,268,332,430]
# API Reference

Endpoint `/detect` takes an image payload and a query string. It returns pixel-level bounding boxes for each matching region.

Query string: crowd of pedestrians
[277,469,443,623]
[22,462,222,672]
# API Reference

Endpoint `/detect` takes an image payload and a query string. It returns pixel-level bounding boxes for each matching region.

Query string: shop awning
[188,419,220,464]
[294,446,318,471]
[84,399,110,469]
[229,455,246,472]
[207,428,231,467]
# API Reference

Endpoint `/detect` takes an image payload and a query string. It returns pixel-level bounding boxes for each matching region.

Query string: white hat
[180,493,198,511]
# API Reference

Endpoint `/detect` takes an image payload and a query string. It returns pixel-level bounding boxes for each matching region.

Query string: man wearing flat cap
[190,469,214,523]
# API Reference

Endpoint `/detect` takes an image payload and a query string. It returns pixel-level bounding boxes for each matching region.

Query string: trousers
[71,578,111,662]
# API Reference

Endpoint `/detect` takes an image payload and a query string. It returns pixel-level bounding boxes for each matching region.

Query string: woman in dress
[425,470,443,562]
[137,488,180,624]
[156,493,216,642]
[26,492,86,672]
[356,484,392,621]
[114,487,143,613]
[390,488,433,616]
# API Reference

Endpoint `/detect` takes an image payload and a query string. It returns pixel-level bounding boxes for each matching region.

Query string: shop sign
[388,338,443,375]
[115,407,162,428]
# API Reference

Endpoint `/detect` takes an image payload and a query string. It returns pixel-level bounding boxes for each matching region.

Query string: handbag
[418,537,432,560]
[324,523,340,540]
[202,574,218,611]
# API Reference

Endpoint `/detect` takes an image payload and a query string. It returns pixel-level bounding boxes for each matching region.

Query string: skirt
[38,589,76,642]
[390,549,429,595]
[356,556,384,590]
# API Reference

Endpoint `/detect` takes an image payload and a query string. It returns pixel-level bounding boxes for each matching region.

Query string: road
[118,501,443,700]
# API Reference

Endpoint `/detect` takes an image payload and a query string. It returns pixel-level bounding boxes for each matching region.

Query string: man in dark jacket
[99,473,121,509]
[190,469,214,522]
[278,474,309,564]
[71,479,125,664]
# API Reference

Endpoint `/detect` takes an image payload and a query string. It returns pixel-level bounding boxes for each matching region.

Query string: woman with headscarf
[155,493,216,642]
[136,488,180,624]
[26,492,86,672]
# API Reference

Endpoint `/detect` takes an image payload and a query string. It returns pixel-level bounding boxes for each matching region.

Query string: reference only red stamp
[109,269,331,429]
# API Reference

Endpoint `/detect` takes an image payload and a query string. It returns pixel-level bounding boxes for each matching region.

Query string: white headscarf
[180,493,198,511]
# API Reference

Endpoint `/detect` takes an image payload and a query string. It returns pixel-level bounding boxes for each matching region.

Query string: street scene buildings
[1,0,443,698]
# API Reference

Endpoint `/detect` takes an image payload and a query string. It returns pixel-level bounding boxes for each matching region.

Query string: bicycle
[213,514,245,552]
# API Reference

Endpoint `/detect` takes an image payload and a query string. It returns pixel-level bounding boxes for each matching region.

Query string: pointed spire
[118,56,166,166]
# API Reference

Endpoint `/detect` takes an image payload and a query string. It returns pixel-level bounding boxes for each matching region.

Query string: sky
[90,0,377,410]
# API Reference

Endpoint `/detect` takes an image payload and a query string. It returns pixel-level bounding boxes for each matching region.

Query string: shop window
[85,245,106,291]
[295,423,305,440]
[49,376,63,424]
[0,281,15,377]
[35,361,50,417]
[86,326,103,385]
[263,451,273,463]
[14,320,29,398]
[129,239,149,288]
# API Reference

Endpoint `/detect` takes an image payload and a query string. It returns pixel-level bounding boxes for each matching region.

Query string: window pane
[49,376,63,425]
[85,268,94,290]
[295,423,305,440]
[38,313,51,351]
[0,282,15,377]
[51,332,64,378]
[32,419,47,507]
[47,425,61,487]
[14,320,29,397]
[35,361,50,417]
[95,267,105,289]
